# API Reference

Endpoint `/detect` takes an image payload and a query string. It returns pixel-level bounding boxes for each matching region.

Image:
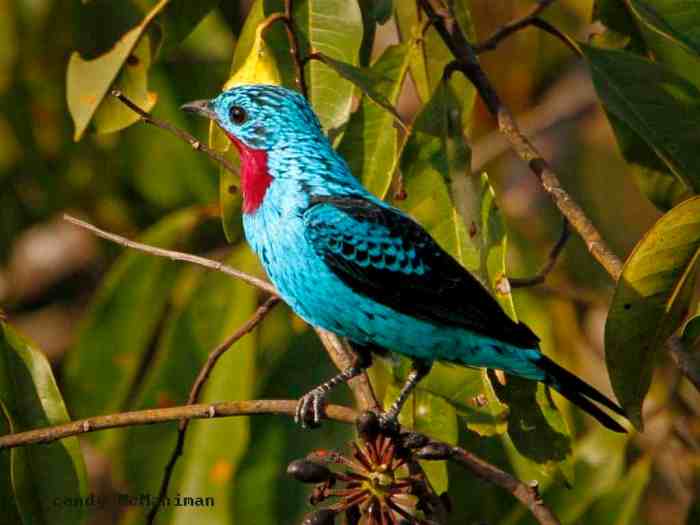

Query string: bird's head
[181,84,323,152]
[182,84,351,214]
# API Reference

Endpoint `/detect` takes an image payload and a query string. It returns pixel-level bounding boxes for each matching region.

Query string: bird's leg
[295,347,372,429]
[380,359,432,432]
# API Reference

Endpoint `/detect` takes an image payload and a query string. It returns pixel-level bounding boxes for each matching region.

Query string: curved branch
[0,405,559,525]
[148,296,281,524]
[111,90,239,176]
[421,0,624,280]
[510,218,570,288]
[63,214,277,295]
[473,1,572,55]
[0,400,357,450]
[436,442,560,525]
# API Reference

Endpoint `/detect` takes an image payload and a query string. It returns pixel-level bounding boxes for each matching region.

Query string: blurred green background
[1,1,698,524]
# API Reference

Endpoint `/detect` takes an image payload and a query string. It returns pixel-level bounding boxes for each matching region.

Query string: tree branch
[63,214,277,295]
[111,90,239,177]
[473,1,561,54]
[510,217,569,288]
[433,441,560,525]
[421,0,624,280]
[0,400,357,450]
[0,405,559,525]
[147,296,281,524]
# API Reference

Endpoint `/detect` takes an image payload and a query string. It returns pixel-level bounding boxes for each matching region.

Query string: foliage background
[1,0,699,524]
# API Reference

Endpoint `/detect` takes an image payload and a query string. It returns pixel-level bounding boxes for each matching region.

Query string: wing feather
[303,195,539,348]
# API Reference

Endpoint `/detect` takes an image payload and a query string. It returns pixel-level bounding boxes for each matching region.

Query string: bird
[181,84,627,433]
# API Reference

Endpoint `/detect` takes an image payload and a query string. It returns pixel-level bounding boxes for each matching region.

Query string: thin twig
[473,0,557,53]
[111,90,240,177]
[0,405,558,525]
[0,400,357,450]
[421,440,562,525]
[65,213,380,414]
[63,214,276,295]
[284,0,309,99]
[147,296,280,525]
[510,218,570,288]
[471,65,596,172]
[421,0,624,280]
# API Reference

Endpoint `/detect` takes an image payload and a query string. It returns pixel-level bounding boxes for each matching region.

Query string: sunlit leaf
[308,52,405,127]
[0,321,88,525]
[294,0,364,131]
[583,44,700,194]
[393,82,506,432]
[116,244,263,524]
[337,43,410,198]
[63,208,203,429]
[208,0,283,241]
[605,196,700,428]
[67,0,169,140]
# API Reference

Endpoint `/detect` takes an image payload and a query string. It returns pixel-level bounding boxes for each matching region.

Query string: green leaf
[605,196,700,429]
[627,0,700,58]
[394,2,445,102]
[117,244,263,524]
[394,82,506,430]
[295,0,364,131]
[583,456,652,525]
[210,0,285,241]
[157,0,220,57]
[0,321,88,525]
[309,52,405,128]
[0,405,22,525]
[63,208,203,428]
[474,176,572,477]
[67,0,169,140]
[582,44,700,194]
[449,0,477,45]
[604,111,690,211]
[67,0,221,140]
[336,43,410,198]
[505,429,630,525]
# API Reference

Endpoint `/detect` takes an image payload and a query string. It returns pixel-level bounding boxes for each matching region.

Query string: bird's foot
[377,411,400,436]
[295,388,327,429]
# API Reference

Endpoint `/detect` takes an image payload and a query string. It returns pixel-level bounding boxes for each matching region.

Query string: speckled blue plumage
[199,85,627,431]
[209,84,544,378]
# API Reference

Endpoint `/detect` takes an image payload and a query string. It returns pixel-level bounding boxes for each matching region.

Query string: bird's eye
[229,106,247,124]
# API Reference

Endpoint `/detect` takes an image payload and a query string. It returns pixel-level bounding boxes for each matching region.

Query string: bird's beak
[180,99,217,120]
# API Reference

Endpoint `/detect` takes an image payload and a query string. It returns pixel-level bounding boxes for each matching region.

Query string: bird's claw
[377,412,400,435]
[295,388,327,429]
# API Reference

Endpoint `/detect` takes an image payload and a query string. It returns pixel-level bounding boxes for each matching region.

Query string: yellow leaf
[223,23,281,90]
[209,21,282,152]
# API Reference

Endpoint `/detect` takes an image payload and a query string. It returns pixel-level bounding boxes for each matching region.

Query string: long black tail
[536,356,628,433]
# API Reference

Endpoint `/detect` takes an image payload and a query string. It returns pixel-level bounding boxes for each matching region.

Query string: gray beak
[180,99,217,120]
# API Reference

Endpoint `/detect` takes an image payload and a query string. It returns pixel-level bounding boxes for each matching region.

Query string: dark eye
[229,105,247,124]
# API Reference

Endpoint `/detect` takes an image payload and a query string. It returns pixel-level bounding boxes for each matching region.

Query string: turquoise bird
[182,84,627,432]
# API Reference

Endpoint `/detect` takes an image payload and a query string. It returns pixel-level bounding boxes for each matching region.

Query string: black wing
[303,195,539,348]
